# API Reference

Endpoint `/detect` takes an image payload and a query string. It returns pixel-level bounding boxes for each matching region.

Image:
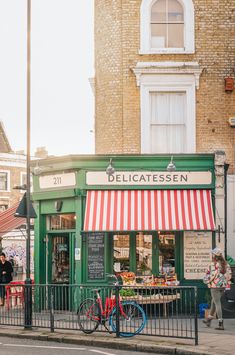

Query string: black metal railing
[0,283,198,345]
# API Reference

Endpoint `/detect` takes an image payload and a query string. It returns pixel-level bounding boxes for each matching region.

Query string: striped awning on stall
[83,190,215,232]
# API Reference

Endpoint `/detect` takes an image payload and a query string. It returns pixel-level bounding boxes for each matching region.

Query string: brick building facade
[0,122,26,210]
[94,0,235,256]
[94,0,235,162]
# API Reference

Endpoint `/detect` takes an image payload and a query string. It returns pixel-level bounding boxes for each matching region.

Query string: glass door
[50,234,70,284]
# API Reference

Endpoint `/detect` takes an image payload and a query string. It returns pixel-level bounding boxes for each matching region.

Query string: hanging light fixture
[106,158,115,176]
[166,156,176,172]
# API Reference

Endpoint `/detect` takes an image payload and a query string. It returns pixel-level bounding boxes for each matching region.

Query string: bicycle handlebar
[105,273,119,285]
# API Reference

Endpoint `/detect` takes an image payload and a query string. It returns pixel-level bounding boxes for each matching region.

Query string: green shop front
[32,154,224,303]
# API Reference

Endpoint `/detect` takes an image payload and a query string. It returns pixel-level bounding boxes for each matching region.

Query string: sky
[0,0,94,157]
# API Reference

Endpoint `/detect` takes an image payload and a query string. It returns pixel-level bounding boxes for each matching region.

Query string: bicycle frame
[87,290,128,323]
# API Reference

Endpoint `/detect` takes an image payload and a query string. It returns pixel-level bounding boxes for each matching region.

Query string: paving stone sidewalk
[0,318,234,355]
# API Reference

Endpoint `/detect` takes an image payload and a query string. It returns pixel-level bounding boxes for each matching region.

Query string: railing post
[194,286,198,346]
[115,284,120,338]
[24,280,32,329]
[50,285,55,333]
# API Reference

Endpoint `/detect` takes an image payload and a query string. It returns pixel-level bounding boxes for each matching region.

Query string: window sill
[139,48,195,55]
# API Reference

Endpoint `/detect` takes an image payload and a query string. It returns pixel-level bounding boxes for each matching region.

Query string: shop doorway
[50,234,70,284]
[46,232,75,284]
[47,232,75,310]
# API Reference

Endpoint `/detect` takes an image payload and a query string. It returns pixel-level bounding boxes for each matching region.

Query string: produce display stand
[118,272,181,317]
[121,293,180,317]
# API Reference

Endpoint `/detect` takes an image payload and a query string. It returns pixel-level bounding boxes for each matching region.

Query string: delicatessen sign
[184,232,212,280]
[86,171,212,186]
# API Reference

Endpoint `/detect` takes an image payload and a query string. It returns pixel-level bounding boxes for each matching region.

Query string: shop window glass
[0,172,9,191]
[113,235,130,272]
[48,214,76,230]
[159,233,175,274]
[136,233,152,276]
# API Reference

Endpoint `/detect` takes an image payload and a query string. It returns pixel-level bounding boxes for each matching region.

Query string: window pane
[168,24,184,47]
[151,124,185,153]
[168,0,184,22]
[151,92,169,124]
[159,233,175,274]
[136,233,152,276]
[150,92,186,153]
[151,24,167,48]
[169,92,186,124]
[151,0,166,22]
[49,214,76,230]
[151,125,168,153]
[113,235,130,272]
[168,125,185,153]
[0,172,8,190]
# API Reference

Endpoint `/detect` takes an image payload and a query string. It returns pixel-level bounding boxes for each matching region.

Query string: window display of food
[116,271,179,287]
[118,271,135,285]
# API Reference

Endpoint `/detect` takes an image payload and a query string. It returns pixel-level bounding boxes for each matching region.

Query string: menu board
[88,233,105,280]
[184,232,212,280]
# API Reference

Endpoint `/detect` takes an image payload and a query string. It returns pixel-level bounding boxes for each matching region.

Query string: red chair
[5,281,25,310]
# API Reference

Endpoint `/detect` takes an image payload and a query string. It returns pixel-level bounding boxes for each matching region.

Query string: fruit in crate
[120,272,135,282]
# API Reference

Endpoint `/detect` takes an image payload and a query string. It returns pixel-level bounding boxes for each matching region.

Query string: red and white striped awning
[0,202,25,237]
[83,190,215,232]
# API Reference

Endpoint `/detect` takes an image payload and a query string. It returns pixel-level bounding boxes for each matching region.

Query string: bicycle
[77,274,147,337]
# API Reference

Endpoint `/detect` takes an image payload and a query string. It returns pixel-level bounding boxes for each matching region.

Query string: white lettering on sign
[184,232,212,280]
[39,173,76,189]
[86,171,212,186]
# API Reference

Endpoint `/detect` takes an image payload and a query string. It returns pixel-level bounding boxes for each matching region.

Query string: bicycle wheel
[77,298,100,334]
[109,301,147,337]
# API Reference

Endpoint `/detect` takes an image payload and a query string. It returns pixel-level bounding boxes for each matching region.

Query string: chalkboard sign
[88,233,105,280]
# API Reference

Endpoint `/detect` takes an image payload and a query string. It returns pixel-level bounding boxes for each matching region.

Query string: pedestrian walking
[203,247,231,330]
[0,252,13,306]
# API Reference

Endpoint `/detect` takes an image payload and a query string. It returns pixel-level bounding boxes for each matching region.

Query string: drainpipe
[224,163,229,259]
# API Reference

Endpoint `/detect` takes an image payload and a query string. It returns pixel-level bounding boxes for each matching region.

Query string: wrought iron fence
[0,283,198,345]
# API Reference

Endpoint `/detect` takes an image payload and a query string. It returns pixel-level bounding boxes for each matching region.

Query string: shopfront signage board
[86,171,212,186]
[184,232,212,279]
[39,173,76,189]
[87,233,105,280]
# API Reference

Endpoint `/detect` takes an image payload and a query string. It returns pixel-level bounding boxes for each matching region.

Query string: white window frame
[0,170,10,192]
[20,172,27,193]
[133,62,202,154]
[140,0,195,54]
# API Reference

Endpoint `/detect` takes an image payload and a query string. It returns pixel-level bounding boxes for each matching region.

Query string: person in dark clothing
[0,252,13,306]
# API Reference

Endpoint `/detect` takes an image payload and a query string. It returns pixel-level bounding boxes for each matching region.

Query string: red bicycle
[77,274,147,337]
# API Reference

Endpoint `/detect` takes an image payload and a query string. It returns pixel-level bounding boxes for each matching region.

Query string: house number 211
[53,177,62,185]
